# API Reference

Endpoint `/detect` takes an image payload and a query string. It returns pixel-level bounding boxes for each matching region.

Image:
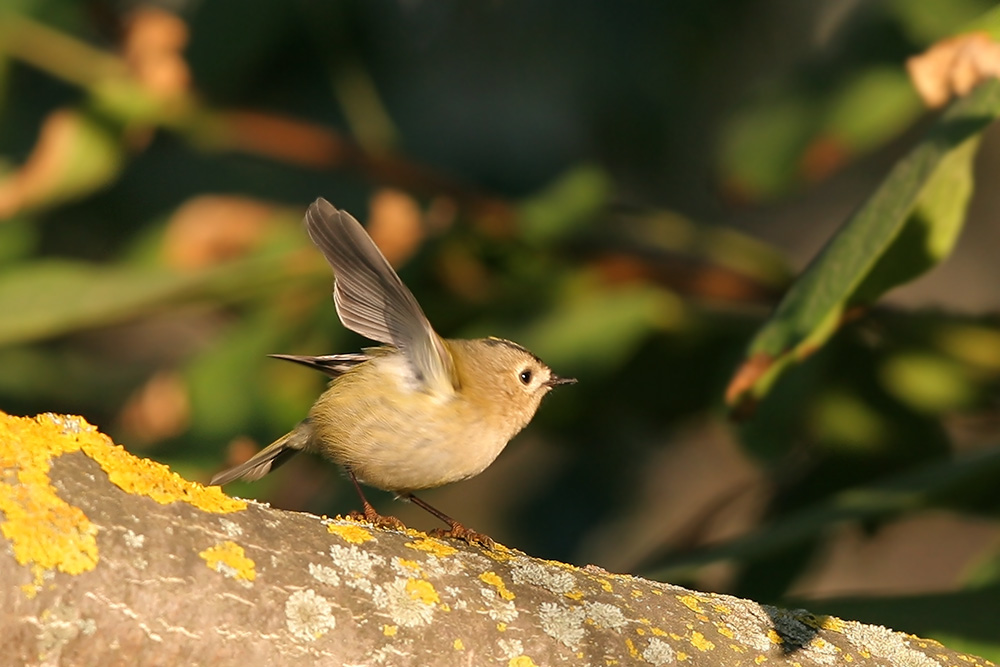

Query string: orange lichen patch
[691,631,715,651]
[819,616,845,632]
[0,412,247,595]
[405,578,439,605]
[508,657,538,667]
[482,544,516,563]
[396,557,422,573]
[479,571,516,600]
[199,541,256,582]
[327,522,374,544]
[404,536,458,558]
[676,594,705,614]
[92,438,244,513]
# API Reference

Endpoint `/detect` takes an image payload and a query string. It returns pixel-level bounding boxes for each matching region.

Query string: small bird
[211,198,575,547]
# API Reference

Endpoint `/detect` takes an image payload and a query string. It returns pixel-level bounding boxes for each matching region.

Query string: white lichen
[123,529,145,548]
[308,562,341,587]
[842,620,938,667]
[219,518,243,538]
[642,638,676,665]
[480,588,519,623]
[584,601,627,630]
[537,602,586,649]
[330,543,385,593]
[497,637,524,659]
[511,561,576,594]
[446,586,468,610]
[372,578,436,627]
[285,589,336,641]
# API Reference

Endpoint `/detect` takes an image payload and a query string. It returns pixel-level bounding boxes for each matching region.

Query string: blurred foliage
[3,1,1000,659]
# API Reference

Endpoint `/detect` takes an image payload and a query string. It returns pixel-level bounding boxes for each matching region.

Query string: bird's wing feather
[304,199,457,396]
[268,352,369,378]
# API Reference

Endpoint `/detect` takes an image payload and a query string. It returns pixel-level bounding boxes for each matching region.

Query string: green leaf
[517,165,611,244]
[0,261,200,346]
[0,251,311,347]
[729,80,1000,409]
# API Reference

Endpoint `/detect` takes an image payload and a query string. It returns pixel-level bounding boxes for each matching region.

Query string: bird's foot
[430,522,495,549]
[348,507,407,532]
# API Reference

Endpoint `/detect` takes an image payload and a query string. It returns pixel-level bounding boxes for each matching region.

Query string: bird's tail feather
[210,420,312,486]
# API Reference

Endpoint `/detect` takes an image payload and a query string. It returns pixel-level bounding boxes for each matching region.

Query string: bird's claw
[430,523,495,549]
[348,508,407,532]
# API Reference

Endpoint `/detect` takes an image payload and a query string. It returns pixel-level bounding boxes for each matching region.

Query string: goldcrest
[211,198,574,546]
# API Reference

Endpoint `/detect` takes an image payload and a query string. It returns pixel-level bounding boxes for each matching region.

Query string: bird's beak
[545,374,577,387]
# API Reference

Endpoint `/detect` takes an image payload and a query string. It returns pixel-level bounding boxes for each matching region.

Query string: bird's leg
[405,493,495,549]
[346,469,407,532]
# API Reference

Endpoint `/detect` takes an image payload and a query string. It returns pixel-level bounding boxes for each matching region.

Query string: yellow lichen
[453,638,464,650]
[482,544,515,563]
[819,616,845,632]
[508,657,538,667]
[676,594,704,613]
[395,557,422,574]
[405,578,439,605]
[754,654,767,664]
[497,622,507,632]
[767,629,784,644]
[677,651,689,661]
[691,631,715,651]
[91,440,244,513]
[383,625,397,637]
[328,522,374,544]
[480,571,516,600]
[630,589,644,598]
[564,589,585,601]
[1,412,244,595]
[716,625,734,639]
[651,627,668,637]
[199,541,256,581]
[597,578,613,592]
[625,638,640,659]
[405,536,458,557]
[636,628,646,636]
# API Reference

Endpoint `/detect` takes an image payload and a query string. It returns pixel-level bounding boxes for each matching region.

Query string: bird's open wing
[304,198,457,396]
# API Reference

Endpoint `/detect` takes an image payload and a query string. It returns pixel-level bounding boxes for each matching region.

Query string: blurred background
[3,0,1000,657]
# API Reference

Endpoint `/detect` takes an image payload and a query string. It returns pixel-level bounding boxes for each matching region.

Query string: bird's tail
[210,420,313,486]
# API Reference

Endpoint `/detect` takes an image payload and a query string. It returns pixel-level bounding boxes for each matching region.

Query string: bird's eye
[518,368,533,385]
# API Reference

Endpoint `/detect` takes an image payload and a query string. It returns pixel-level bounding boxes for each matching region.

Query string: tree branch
[0,412,985,666]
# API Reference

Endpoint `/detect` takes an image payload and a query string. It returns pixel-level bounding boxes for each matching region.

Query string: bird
[210,198,575,547]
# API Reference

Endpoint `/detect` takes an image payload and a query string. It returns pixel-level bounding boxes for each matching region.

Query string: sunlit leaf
[727,80,1000,411]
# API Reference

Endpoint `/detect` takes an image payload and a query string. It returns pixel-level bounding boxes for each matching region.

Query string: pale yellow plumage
[211,198,574,545]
